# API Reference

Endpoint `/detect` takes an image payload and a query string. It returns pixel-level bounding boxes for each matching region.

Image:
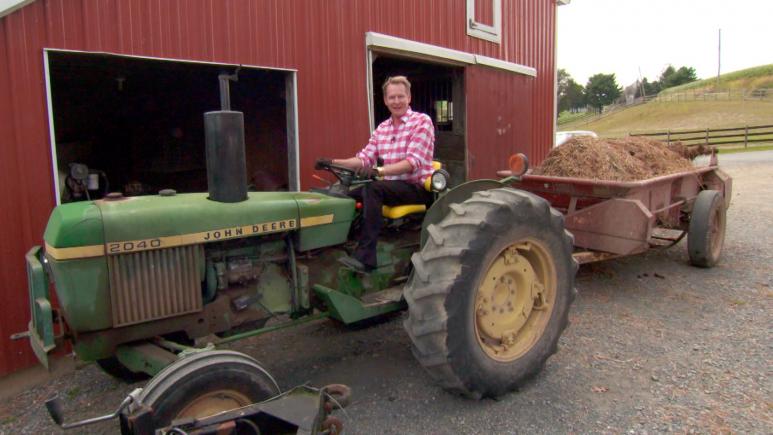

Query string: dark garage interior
[47,51,291,203]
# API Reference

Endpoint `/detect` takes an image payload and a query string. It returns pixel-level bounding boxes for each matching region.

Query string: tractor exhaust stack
[205,70,247,203]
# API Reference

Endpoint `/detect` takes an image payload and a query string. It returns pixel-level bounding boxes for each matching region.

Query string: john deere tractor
[19,80,576,430]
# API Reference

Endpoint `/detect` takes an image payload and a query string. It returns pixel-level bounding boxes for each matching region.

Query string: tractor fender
[420,179,505,247]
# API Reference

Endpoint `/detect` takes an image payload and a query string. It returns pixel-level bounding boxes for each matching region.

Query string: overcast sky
[558,0,773,87]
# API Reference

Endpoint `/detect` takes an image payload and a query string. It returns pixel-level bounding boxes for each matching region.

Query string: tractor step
[361,286,403,306]
[313,284,405,324]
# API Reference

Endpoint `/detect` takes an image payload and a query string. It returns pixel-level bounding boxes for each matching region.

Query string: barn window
[466,0,501,43]
[434,100,453,125]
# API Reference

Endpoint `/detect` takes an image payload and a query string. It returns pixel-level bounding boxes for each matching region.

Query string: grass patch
[560,101,773,137]
[557,111,596,126]
[718,145,773,154]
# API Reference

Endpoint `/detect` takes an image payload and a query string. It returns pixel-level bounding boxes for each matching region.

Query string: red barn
[0,0,562,376]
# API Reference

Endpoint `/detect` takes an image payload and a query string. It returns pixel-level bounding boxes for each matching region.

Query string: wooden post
[744,125,748,148]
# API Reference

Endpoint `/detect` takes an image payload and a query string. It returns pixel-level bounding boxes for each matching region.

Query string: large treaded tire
[403,188,577,398]
[687,190,726,268]
[135,350,280,428]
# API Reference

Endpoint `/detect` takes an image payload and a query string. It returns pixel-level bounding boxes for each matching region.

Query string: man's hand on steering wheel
[315,158,332,170]
[355,166,379,180]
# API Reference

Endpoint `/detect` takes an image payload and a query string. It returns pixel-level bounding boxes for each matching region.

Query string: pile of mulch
[532,136,713,181]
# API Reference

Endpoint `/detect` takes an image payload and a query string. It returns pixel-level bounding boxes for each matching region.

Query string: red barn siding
[0,0,557,376]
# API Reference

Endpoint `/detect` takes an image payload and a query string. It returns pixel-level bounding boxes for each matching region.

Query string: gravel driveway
[1,152,770,434]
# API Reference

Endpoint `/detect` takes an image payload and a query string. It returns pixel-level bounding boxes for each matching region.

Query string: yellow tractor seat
[382,204,427,219]
[381,161,441,220]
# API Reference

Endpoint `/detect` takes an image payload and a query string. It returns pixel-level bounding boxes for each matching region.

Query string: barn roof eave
[1,0,36,20]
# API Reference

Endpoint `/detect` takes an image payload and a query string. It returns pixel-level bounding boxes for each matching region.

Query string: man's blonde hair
[382,76,411,94]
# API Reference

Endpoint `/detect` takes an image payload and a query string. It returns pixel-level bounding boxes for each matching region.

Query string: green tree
[658,65,677,88]
[673,66,698,85]
[643,77,661,96]
[564,79,585,111]
[585,73,622,110]
[557,69,586,113]
[659,65,698,89]
[557,68,571,114]
[635,77,661,98]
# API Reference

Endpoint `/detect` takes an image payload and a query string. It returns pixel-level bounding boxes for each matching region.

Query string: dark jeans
[348,180,433,268]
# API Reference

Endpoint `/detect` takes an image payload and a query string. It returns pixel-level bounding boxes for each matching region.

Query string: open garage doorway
[370,55,466,186]
[45,50,298,204]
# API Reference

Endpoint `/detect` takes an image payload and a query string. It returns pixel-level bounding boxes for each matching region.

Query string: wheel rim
[474,239,557,361]
[709,204,726,260]
[176,389,253,419]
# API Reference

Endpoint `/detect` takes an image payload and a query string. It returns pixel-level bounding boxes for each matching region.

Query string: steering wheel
[319,162,356,184]
[315,161,376,184]
[313,161,372,197]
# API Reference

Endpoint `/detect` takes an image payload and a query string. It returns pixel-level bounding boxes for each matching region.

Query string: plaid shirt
[357,108,435,185]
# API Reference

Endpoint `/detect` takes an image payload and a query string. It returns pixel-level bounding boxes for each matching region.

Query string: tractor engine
[37,181,355,364]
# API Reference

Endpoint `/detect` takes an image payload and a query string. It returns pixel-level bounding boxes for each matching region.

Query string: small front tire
[135,350,280,428]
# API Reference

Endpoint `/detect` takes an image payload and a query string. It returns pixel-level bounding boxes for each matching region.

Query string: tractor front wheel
[404,188,577,398]
[134,350,280,428]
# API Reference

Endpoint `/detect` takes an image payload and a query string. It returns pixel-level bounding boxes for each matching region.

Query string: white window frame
[466,0,502,43]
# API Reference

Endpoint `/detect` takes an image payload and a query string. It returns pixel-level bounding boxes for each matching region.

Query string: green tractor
[20,94,576,429]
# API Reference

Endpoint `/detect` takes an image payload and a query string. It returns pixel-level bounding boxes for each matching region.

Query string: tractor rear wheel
[404,188,577,398]
[688,190,726,268]
[135,350,280,428]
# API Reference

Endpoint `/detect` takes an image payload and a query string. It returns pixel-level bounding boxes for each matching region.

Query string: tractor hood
[44,192,355,259]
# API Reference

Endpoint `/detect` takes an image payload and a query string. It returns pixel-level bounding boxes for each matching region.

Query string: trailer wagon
[502,153,732,267]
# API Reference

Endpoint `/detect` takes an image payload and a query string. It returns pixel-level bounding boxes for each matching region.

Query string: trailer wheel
[135,350,280,428]
[688,190,726,268]
[404,188,577,398]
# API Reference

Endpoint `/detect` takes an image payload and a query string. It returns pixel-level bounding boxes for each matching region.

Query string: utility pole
[716,28,721,89]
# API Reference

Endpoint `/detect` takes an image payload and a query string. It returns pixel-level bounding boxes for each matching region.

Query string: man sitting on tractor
[317,75,435,272]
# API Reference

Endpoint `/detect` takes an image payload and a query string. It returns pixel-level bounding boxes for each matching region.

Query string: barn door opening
[370,55,466,186]
[45,50,299,204]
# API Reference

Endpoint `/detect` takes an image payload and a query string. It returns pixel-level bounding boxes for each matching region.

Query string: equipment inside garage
[47,51,291,203]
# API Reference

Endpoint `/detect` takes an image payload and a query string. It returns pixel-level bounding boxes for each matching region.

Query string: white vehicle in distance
[555,130,598,147]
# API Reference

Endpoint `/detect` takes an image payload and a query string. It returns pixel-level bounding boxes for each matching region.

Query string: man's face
[383,83,411,118]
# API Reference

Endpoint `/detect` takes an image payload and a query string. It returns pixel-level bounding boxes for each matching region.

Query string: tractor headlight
[430,169,450,192]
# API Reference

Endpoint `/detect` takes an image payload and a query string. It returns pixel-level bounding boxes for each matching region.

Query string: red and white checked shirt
[357,108,435,185]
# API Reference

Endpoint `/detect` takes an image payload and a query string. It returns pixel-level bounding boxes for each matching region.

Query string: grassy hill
[660,64,773,94]
[559,65,773,138]
[564,101,773,137]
